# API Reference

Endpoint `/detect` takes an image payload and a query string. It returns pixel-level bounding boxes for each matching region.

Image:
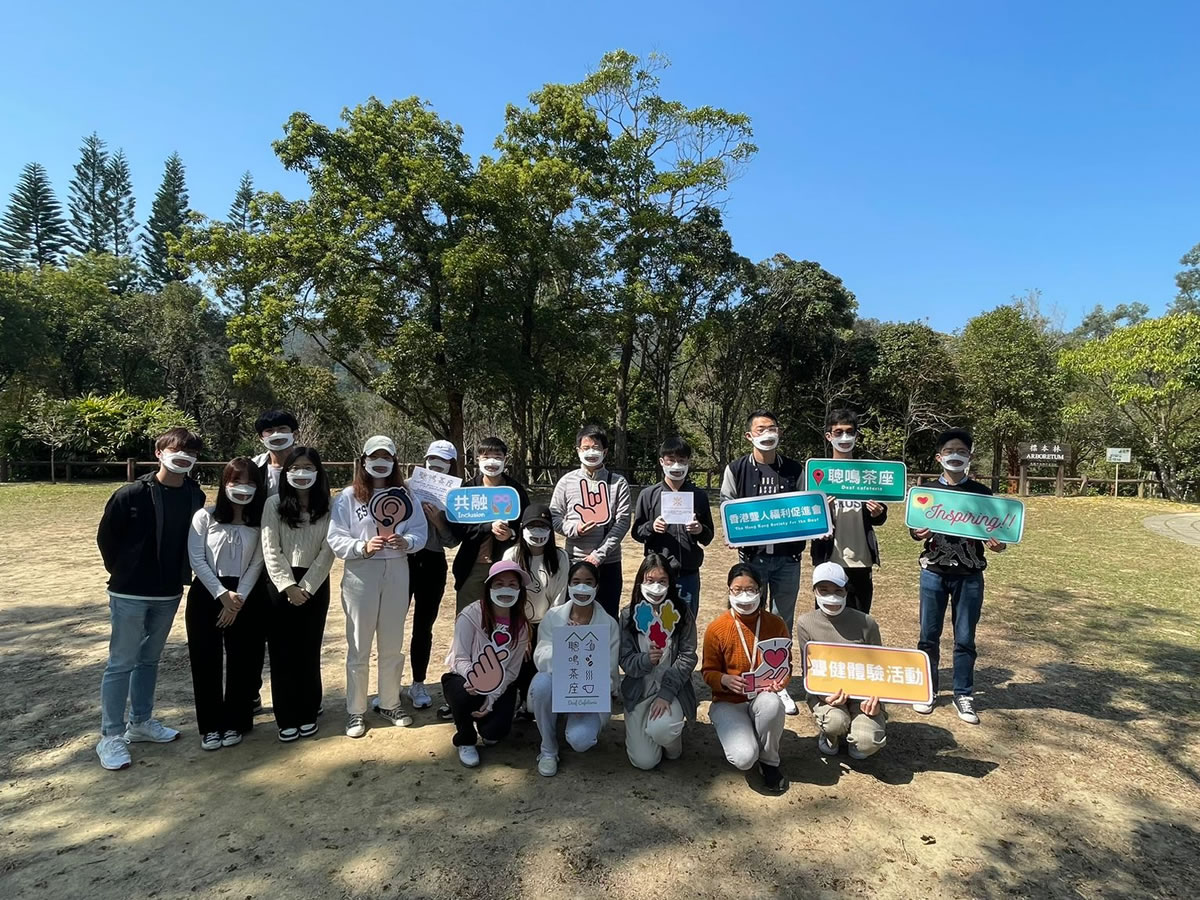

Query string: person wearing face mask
[619,554,699,771]
[702,563,791,792]
[328,436,429,738]
[910,428,1006,725]
[441,561,532,767]
[550,424,632,619]
[449,436,529,614]
[185,459,268,751]
[795,562,887,760]
[260,447,334,742]
[632,436,715,618]
[95,428,207,770]
[403,440,462,713]
[720,410,806,716]
[250,409,299,497]
[526,560,620,776]
[809,409,889,615]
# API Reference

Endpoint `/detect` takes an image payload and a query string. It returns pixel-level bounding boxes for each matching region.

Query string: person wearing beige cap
[794,562,887,760]
[327,435,428,738]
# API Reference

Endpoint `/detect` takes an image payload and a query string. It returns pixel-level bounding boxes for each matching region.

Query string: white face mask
[578,448,605,467]
[262,432,294,452]
[523,527,550,547]
[664,462,689,481]
[940,453,970,473]
[568,583,596,606]
[161,451,196,474]
[490,587,520,608]
[365,459,394,478]
[729,591,761,615]
[815,591,847,617]
[225,484,256,505]
[830,434,857,453]
[286,470,317,490]
[750,431,779,451]
[479,457,505,477]
[641,582,669,603]
[425,458,451,475]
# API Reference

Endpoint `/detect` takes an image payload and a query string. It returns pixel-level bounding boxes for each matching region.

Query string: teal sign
[720,491,833,548]
[805,459,907,502]
[904,486,1025,543]
[445,486,521,524]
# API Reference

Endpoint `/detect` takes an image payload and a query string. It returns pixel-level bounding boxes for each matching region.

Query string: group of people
[94,407,1007,794]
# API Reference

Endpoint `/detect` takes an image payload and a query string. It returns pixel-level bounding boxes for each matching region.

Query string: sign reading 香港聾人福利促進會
[720,491,832,548]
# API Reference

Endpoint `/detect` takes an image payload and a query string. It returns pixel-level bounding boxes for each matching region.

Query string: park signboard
[1106,448,1132,464]
[804,458,907,502]
[904,485,1026,543]
[1018,441,1072,466]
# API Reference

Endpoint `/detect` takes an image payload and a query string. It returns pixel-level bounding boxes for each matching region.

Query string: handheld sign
[661,489,695,525]
[805,459,906,503]
[905,485,1025,543]
[633,600,681,649]
[720,491,832,548]
[408,466,462,510]
[742,636,791,700]
[551,624,612,714]
[369,487,414,538]
[445,485,521,525]
[803,642,933,706]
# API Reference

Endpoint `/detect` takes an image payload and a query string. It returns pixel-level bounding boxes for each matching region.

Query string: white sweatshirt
[188,507,264,599]
[532,601,620,695]
[327,484,428,561]
[501,545,569,623]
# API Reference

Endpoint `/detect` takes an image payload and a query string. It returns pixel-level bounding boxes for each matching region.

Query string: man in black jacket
[632,436,714,617]
[94,427,205,770]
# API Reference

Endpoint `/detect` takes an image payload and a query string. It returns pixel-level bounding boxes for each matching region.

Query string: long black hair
[277,446,331,528]
[213,457,266,527]
[621,552,693,642]
[516,506,561,578]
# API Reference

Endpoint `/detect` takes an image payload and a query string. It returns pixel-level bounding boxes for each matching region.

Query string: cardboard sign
[633,600,681,649]
[465,643,511,697]
[742,636,792,700]
[368,487,414,538]
[408,466,462,509]
[551,623,612,714]
[720,491,832,548]
[446,486,521,524]
[805,459,906,503]
[802,642,933,706]
[905,485,1025,543]
[661,490,695,525]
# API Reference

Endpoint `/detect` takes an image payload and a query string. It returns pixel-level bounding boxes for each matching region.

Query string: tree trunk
[448,389,465,465]
[613,312,636,473]
[991,435,1002,492]
[50,446,57,485]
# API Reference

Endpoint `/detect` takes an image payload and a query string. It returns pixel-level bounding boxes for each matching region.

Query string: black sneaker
[953,695,980,725]
[760,762,788,793]
[251,695,264,715]
[436,703,453,720]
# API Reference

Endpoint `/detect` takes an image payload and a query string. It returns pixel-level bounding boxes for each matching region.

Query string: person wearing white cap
[404,440,462,711]
[794,562,887,760]
[327,435,428,738]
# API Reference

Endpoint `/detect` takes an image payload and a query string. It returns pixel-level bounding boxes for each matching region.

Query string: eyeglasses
[829,428,855,437]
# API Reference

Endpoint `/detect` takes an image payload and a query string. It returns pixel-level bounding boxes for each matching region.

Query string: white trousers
[342,556,410,715]
[625,694,685,770]
[709,692,785,769]
[528,671,609,758]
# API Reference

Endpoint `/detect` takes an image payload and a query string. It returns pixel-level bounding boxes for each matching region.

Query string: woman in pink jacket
[441,560,532,767]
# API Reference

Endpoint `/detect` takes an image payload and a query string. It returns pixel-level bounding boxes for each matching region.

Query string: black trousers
[408,549,448,682]
[596,563,623,620]
[515,622,540,706]
[267,567,330,730]
[440,672,519,747]
[248,572,270,704]
[845,567,875,615]
[185,575,266,735]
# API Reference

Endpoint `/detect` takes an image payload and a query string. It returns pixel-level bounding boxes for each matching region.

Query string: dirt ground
[2,484,1199,900]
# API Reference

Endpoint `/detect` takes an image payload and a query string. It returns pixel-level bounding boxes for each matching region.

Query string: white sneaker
[346,714,367,738]
[409,683,433,709]
[537,753,559,777]
[780,692,799,716]
[125,719,180,743]
[96,735,132,770]
[912,702,935,715]
[818,734,839,756]
[201,732,222,751]
[220,730,242,747]
[458,745,481,767]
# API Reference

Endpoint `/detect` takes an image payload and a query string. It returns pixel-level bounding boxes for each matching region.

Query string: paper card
[634,600,680,648]
[408,466,462,509]
[802,642,933,706]
[551,623,612,714]
[661,490,695,525]
[573,478,611,527]
[756,637,792,676]
[465,643,511,697]
[369,487,415,538]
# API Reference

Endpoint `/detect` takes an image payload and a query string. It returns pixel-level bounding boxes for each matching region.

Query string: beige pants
[625,695,685,770]
[455,560,491,614]
[709,692,785,769]
[813,700,886,756]
[342,556,410,715]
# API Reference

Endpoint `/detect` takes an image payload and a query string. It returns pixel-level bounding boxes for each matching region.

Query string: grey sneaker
[346,714,367,738]
[409,683,433,709]
[124,719,180,743]
[201,732,222,751]
[780,692,799,716]
[912,701,935,715]
[96,735,132,770]
[953,695,980,725]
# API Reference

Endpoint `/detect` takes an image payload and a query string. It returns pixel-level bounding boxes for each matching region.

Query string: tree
[0,162,70,268]
[103,150,138,261]
[0,270,48,389]
[22,392,75,483]
[1060,314,1200,499]
[68,132,110,254]
[142,153,189,286]
[228,171,260,232]
[1171,242,1200,315]
[1071,302,1149,342]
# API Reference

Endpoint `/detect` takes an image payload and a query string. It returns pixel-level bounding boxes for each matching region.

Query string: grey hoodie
[549,466,632,567]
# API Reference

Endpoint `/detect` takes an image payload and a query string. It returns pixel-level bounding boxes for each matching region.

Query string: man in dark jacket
[632,436,715,617]
[94,427,205,770]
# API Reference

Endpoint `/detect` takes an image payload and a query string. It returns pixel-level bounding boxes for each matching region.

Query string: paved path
[1143,513,1200,546]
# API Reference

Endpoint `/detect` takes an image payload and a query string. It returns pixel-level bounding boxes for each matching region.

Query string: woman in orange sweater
[702,563,791,792]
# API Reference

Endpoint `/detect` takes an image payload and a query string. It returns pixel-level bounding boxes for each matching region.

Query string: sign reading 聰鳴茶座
[804,459,906,502]
[551,624,612,714]
[1018,441,1072,466]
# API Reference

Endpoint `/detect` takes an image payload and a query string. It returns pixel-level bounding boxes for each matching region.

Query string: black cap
[522,502,552,526]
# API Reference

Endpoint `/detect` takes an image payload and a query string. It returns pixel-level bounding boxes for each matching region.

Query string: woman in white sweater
[261,446,334,742]
[327,435,427,738]
[186,458,266,751]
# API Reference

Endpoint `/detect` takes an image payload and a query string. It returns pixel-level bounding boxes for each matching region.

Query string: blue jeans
[677,570,700,619]
[747,554,801,632]
[917,569,984,696]
[100,594,181,736]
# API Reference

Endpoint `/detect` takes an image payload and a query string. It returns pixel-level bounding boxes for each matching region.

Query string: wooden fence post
[1018,464,1028,497]
[127,458,136,482]
[1055,463,1064,498]
[0,457,7,483]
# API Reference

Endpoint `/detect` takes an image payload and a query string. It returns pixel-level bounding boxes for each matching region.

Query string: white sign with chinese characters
[551,623,612,714]
[407,466,462,509]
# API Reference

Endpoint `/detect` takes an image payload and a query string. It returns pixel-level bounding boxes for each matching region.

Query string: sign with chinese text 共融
[805,459,906,502]
[408,466,462,509]
[1018,441,1072,466]
[802,642,933,705]
[1106,447,1132,464]
[720,491,833,548]
[445,485,521,524]
[905,486,1025,543]
[551,624,612,713]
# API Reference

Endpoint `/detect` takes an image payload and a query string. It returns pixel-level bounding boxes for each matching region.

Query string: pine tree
[103,149,137,259]
[0,162,70,268]
[68,132,110,254]
[141,152,190,286]
[228,170,260,231]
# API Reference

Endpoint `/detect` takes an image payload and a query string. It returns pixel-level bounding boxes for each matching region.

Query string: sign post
[1106,448,1132,497]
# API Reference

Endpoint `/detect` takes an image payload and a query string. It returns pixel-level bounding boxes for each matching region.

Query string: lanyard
[730,609,761,670]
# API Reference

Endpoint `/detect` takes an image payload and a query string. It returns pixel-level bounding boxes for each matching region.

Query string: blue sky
[2,1,1196,331]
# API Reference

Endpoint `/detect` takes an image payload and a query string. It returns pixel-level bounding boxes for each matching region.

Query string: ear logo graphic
[492,493,513,518]
[574,479,611,526]
[369,487,413,538]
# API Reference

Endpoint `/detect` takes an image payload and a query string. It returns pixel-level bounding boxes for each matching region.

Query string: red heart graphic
[812,469,824,485]
[763,648,788,668]
[492,629,511,647]
[915,495,930,506]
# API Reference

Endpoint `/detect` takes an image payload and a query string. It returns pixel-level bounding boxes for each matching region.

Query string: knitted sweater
[260,494,335,595]
[549,466,632,566]
[701,609,791,704]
